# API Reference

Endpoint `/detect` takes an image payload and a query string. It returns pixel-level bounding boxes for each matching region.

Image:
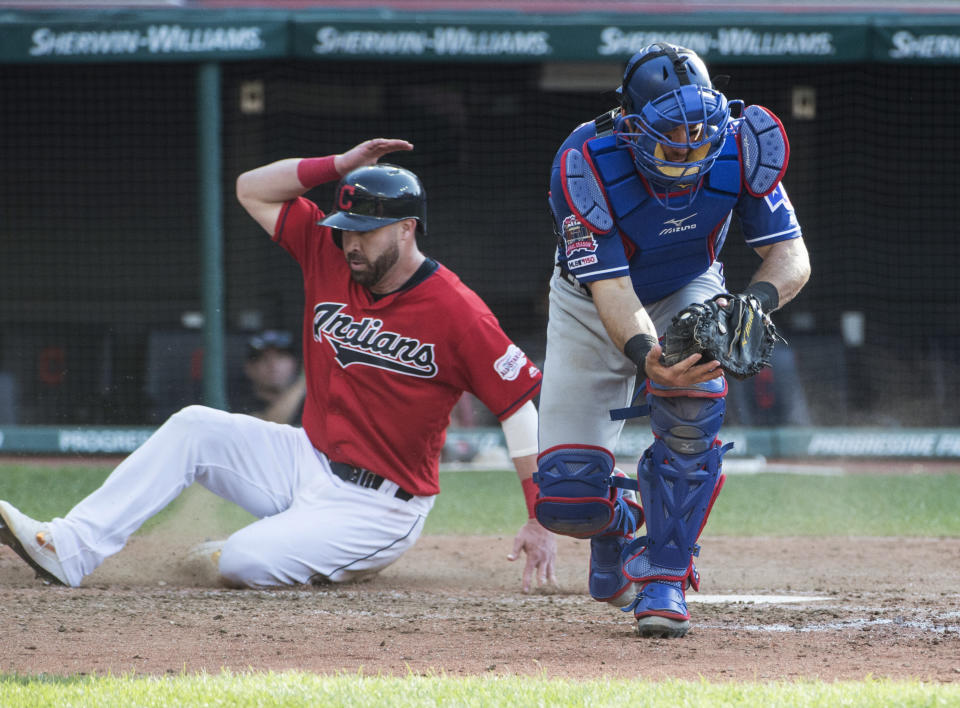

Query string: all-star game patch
[561,214,597,258]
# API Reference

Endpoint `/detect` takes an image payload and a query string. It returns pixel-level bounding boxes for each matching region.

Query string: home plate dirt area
[1,532,958,681]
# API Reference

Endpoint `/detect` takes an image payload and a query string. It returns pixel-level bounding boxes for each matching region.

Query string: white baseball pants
[48,406,434,587]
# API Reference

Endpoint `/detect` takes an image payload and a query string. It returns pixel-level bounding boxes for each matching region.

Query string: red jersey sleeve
[273,197,328,266]
[452,310,542,422]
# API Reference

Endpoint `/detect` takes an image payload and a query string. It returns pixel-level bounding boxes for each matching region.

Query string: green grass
[0,672,958,707]
[0,465,116,522]
[708,472,960,536]
[426,468,960,537]
[2,464,958,703]
[1,464,958,537]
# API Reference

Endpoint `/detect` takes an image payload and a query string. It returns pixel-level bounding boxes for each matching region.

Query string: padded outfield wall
[1,8,959,456]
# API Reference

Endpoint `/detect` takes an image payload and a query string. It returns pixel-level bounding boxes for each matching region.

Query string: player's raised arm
[236,138,414,236]
[236,158,308,234]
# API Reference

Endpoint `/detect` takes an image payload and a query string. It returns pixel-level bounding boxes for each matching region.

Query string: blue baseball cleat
[626,580,691,638]
[588,533,636,607]
[588,470,643,607]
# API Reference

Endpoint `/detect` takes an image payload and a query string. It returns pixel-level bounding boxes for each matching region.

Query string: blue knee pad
[533,446,638,538]
[623,379,730,583]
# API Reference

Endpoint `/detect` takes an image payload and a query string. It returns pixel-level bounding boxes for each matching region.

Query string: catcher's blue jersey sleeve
[548,121,630,281]
[735,182,802,248]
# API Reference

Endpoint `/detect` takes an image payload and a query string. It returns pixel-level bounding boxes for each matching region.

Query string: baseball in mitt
[660,293,785,380]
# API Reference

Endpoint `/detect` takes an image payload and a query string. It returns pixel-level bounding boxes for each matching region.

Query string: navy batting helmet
[319,163,427,236]
[614,43,738,208]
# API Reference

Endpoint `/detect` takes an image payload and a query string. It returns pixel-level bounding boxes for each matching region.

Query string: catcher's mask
[319,163,427,238]
[614,43,740,209]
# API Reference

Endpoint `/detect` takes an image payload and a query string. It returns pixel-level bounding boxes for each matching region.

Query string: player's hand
[334,138,414,176]
[507,518,558,593]
[644,342,722,390]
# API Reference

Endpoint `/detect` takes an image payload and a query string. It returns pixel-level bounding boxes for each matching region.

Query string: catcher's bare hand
[507,518,558,593]
[644,342,722,389]
[334,138,414,175]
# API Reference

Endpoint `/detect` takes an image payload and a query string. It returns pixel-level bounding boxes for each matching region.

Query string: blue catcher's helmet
[615,43,739,209]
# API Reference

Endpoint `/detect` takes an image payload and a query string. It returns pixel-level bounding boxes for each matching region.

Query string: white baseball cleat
[0,500,68,586]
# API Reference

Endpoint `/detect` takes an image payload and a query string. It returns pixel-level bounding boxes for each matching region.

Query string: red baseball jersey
[274,197,542,496]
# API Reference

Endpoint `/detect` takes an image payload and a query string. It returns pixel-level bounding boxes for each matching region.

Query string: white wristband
[500,400,539,458]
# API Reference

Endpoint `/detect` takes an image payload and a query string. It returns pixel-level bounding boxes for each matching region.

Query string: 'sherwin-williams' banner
[0,11,289,63]
[2,10,960,65]
[292,19,867,64]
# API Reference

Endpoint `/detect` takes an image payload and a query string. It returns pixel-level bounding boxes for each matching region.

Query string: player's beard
[347,240,400,289]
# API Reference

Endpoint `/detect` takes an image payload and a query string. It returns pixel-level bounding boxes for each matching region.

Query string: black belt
[329,461,414,501]
[558,266,591,296]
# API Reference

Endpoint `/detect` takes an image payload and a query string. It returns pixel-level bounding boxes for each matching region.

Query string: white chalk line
[700,616,960,634]
[721,456,845,476]
[688,594,828,604]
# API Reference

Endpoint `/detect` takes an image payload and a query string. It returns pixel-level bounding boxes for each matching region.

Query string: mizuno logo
[659,213,698,236]
[664,214,697,228]
[312,302,437,378]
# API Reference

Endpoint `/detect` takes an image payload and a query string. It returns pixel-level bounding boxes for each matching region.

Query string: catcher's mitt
[660,293,785,380]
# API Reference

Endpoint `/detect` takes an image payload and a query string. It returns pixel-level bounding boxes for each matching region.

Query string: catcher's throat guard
[533,446,638,538]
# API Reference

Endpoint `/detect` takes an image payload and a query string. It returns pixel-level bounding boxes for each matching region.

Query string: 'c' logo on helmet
[338,185,355,210]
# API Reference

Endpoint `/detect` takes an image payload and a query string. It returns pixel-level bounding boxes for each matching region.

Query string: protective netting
[0,60,957,426]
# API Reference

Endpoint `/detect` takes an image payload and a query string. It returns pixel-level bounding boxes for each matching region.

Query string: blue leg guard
[533,446,638,538]
[533,446,642,605]
[621,378,731,635]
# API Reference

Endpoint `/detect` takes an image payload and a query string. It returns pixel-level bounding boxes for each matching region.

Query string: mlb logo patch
[562,215,597,257]
[567,254,598,269]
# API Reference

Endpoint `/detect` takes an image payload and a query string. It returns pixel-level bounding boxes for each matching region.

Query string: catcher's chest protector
[571,135,741,303]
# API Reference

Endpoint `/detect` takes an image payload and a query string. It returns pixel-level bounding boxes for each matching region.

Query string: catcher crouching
[536,42,811,637]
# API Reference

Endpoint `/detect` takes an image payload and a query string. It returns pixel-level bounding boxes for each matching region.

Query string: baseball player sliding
[0,138,556,591]
[534,43,810,637]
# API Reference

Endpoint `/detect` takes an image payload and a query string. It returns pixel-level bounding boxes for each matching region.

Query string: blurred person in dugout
[232,329,306,426]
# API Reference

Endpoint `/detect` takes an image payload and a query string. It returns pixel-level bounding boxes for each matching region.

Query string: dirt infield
[1,530,958,682]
